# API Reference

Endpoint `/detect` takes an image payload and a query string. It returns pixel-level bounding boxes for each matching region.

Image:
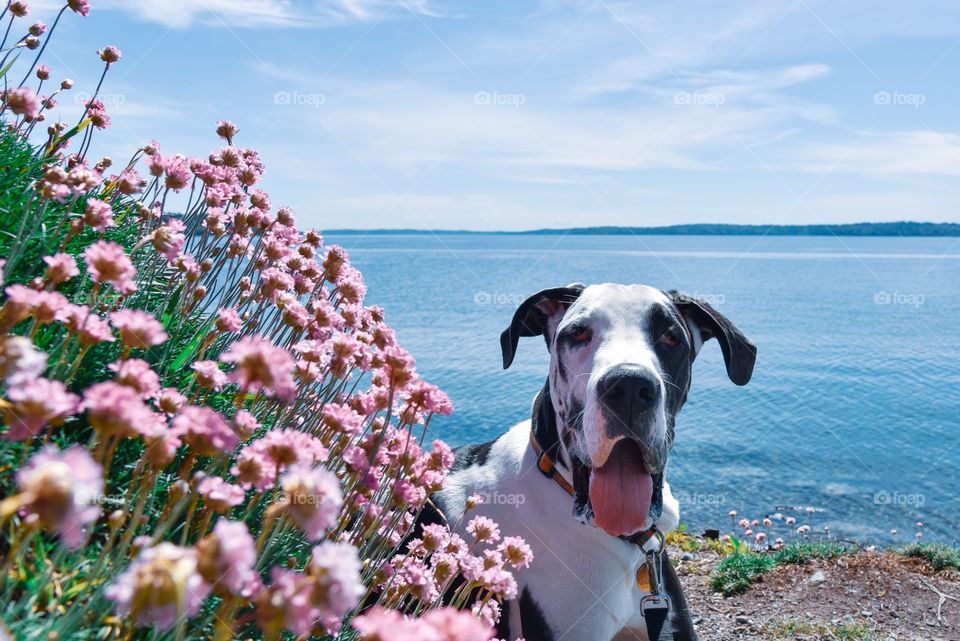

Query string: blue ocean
[328,233,960,544]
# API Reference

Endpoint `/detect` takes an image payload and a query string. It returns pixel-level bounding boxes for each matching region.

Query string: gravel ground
[675,547,960,641]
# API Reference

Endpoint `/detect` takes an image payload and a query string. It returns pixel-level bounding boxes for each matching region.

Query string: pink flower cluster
[0,26,516,635]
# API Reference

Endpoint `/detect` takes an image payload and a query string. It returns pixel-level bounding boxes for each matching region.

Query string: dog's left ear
[669,291,757,386]
[500,284,585,369]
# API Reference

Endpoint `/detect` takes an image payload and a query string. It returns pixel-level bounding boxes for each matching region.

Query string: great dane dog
[432,283,757,641]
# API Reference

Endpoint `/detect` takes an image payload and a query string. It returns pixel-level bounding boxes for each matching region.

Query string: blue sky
[32,0,960,230]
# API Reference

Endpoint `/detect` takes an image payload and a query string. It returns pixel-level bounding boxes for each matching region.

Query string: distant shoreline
[326,222,960,237]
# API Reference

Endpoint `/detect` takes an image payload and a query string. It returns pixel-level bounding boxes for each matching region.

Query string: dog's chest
[437,421,663,641]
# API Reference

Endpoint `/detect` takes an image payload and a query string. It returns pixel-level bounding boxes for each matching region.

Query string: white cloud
[794,131,960,177]
[99,0,435,29]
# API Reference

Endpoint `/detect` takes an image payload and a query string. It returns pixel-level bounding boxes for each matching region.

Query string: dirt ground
[676,548,960,641]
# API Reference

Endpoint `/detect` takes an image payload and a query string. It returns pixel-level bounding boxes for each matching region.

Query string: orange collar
[529,429,661,549]
[529,429,575,495]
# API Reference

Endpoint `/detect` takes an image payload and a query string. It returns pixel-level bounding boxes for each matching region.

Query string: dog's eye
[659,330,682,347]
[566,325,592,345]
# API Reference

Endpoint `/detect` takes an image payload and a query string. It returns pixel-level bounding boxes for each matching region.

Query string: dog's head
[501,283,756,537]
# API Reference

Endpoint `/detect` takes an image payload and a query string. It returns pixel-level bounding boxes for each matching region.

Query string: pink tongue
[589,441,653,537]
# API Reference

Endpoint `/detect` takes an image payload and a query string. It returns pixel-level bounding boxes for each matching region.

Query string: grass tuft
[900,542,960,571]
[708,551,777,596]
[774,541,859,565]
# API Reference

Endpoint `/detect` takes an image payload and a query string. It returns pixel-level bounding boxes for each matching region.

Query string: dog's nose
[597,366,660,418]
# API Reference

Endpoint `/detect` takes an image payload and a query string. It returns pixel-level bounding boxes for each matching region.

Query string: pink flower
[498,536,533,569]
[353,607,492,641]
[403,380,453,416]
[472,599,500,630]
[83,381,162,438]
[191,360,228,391]
[43,253,80,284]
[336,264,367,304]
[164,155,191,191]
[9,1,29,18]
[216,307,243,332]
[216,120,238,144]
[466,516,500,544]
[423,607,493,641]
[109,309,167,349]
[142,422,182,468]
[83,241,136,294]
[232,409,259,438]
[24,290,69,325]
[1,284,37,327]
[307,542,363,619]
[232,429,328,490]
[83,198,115,231]
[3,378,80,441]
[196,475,246,512]
[322,402,364,435]
[256,568,318,637]
[109,358,161,398]
[171,405,240,456]
[57,304,115,346]
[97,45,122,64]
[196,519,259,597]
[36,64,51,80]
[105,543,211,631]
[156,387,186,414]
[0,336,47,386]
[220,336,297,402]
[115,168,145,195]
[280,465,343,541]
[16,445,103,548]
[150,220,186,262]
[67,0,90,16]
[85,99,110,130]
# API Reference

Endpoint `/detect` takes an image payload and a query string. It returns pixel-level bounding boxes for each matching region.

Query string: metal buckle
[640,593,672,640]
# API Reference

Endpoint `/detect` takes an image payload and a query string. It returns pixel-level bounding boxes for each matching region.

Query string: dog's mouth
[571,440,664,537]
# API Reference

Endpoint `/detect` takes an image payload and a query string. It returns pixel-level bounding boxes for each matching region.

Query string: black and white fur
[433,283,757,641]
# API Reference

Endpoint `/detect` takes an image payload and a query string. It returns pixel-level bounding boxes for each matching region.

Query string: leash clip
[640,534,671,640]
[644,548,661,594]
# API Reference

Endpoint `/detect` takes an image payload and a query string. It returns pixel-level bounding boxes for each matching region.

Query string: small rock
[809,570,827,583]
[735,615,751,625]
[681,552,695,561]
[861,610,873,617]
